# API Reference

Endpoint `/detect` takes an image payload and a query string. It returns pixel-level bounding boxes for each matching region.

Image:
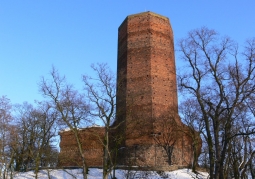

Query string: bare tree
[40,67,90,179]
[178,27,255,178]
[228,112,255,178]
[11,103,34,172]
[12,102,58,177]
[0,96,14,179]
[179,99,204,172]
[32,101,58,178]
[152,114,178,166]
[83,63,116,179]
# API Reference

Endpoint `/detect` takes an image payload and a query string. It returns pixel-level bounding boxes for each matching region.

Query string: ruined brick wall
[58,127,104,167]
[117,119,200,167]
[58,124,200,168]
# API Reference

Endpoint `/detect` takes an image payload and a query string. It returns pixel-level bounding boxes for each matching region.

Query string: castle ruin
[59,11,201,169]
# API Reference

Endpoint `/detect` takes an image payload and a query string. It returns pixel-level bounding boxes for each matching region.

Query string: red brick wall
[58,127,104,167]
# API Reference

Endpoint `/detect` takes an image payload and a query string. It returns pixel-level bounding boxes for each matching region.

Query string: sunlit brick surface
[116,12,199,167]
[59,12,201,168]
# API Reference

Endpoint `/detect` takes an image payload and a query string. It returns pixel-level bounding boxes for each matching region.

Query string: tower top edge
[118,11,170,30]
[128,11,169,20]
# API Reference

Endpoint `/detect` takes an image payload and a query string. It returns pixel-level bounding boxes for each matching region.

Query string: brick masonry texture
[58,127,104,167]
[59,11,201,169]
[116,11,179,145]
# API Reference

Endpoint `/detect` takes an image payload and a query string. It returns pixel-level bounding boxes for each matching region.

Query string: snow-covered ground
[13,168,208,179]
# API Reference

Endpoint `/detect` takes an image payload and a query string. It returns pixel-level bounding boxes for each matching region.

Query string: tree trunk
[192,142,198,173]
[81,158,88,179]
[35,152,40,179]
[250,162,255,179]
[103,129,109,179]
[208,144,215,179]
[74,130,87,179]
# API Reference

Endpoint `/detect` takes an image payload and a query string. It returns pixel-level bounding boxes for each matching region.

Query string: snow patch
[13,168,209,179]
[59,125,102,133]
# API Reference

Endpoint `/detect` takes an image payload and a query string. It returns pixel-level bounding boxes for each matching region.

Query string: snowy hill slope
[13,168,208,179]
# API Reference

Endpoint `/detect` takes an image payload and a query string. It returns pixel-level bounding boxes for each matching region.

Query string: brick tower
[116,11,196,167]
[58,11,200,169]
[117,11,178,119]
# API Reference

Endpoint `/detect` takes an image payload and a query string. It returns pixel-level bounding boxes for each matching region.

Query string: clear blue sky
[1,0,255,105]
